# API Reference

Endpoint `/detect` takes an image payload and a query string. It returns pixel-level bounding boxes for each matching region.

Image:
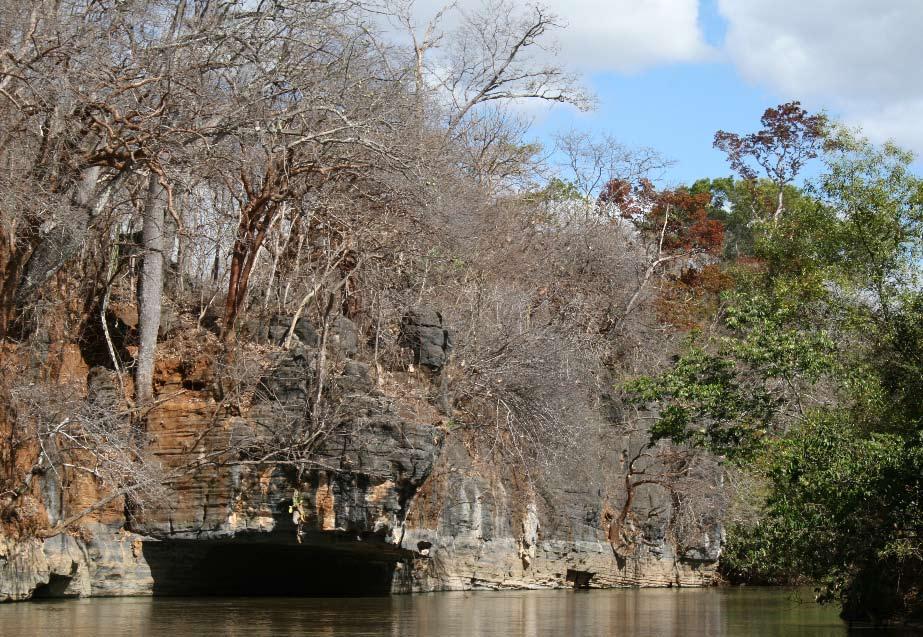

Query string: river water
[0,588,907,636]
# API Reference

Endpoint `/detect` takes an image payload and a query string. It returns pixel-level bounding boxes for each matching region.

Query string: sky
[405,0,923,186]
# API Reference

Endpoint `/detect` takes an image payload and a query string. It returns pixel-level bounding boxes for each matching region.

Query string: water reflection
[0,588,905,636]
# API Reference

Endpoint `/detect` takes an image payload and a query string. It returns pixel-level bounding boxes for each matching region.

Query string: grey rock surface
[397,436,720,592]
[401,306,452,371]
[1,343,720,601]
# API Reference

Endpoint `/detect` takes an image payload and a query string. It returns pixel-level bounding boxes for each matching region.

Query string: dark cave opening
[565,569,595,589]
[31,573,75,598]
[142,538,400,597]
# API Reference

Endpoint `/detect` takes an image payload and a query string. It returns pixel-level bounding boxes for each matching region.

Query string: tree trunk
[136,173,166,405]
[221,235,248,342]
[221,200,276,342]
[162,197,178,292]
[14,166,103,308]
[772,187,785,223]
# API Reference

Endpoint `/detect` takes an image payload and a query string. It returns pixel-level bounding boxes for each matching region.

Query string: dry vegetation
[0,0,722,550]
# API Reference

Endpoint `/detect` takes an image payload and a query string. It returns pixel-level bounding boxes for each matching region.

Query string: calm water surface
[0,588,906,636]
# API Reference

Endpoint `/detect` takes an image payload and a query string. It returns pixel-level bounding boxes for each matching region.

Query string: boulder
[265,315,356,353]
[261,315,320,346]
[401,306,453,371]
[329,315,358,357]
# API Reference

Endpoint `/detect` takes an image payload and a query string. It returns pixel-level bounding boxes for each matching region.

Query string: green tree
[626,128,923,623]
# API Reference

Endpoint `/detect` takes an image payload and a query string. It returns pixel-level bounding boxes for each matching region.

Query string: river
[0,588,908,636]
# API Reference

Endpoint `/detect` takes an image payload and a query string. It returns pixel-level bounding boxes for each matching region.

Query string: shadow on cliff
[141,536,399,597]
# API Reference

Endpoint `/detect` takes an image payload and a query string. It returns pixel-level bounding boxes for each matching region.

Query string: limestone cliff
[0,315,720,601]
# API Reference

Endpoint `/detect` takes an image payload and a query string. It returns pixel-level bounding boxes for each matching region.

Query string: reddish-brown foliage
[713,101,827,187]
[656,264,733,330]
[598,179,725,256]
[647,189,724,256]
[597,177,641,216]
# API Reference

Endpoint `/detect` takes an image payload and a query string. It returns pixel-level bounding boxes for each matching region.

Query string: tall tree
[136,174,166,404]
[714,101,827,222]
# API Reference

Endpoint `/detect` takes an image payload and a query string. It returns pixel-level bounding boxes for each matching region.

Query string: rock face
[252,315,320,347]
[0,315,720,600]
[397,437,719,593]
[401,306,452,371]
[122,343,444,597]
[1,338,445,600]
[0,525,153,602]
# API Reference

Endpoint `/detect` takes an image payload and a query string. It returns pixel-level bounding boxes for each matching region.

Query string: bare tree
[380,0,593,193]
[605,438,722,560]
[554,130,669,206]
[439,1,593,131]
[3,372,169,537]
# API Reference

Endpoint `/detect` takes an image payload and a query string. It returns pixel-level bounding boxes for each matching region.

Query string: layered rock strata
[1,318,719,601]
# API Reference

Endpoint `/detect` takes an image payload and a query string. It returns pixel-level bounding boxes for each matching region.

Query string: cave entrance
[565,569,595,589]
[31,573,75,598]
[142,539,400,596]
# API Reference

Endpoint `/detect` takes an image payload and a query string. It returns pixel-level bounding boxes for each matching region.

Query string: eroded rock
[401,306,452,371]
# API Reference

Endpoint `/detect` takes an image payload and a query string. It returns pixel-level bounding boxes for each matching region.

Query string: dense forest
[0,0,919,624]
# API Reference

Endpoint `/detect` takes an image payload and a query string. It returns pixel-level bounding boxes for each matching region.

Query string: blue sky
[511,0,923,186]
[400,0,923,185]
[529,62,780,186]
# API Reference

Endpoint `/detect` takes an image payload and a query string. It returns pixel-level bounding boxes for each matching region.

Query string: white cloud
[392,0,713,72]
[848,99,923,155]
[718,0,923,151]
[550,0,713,72]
